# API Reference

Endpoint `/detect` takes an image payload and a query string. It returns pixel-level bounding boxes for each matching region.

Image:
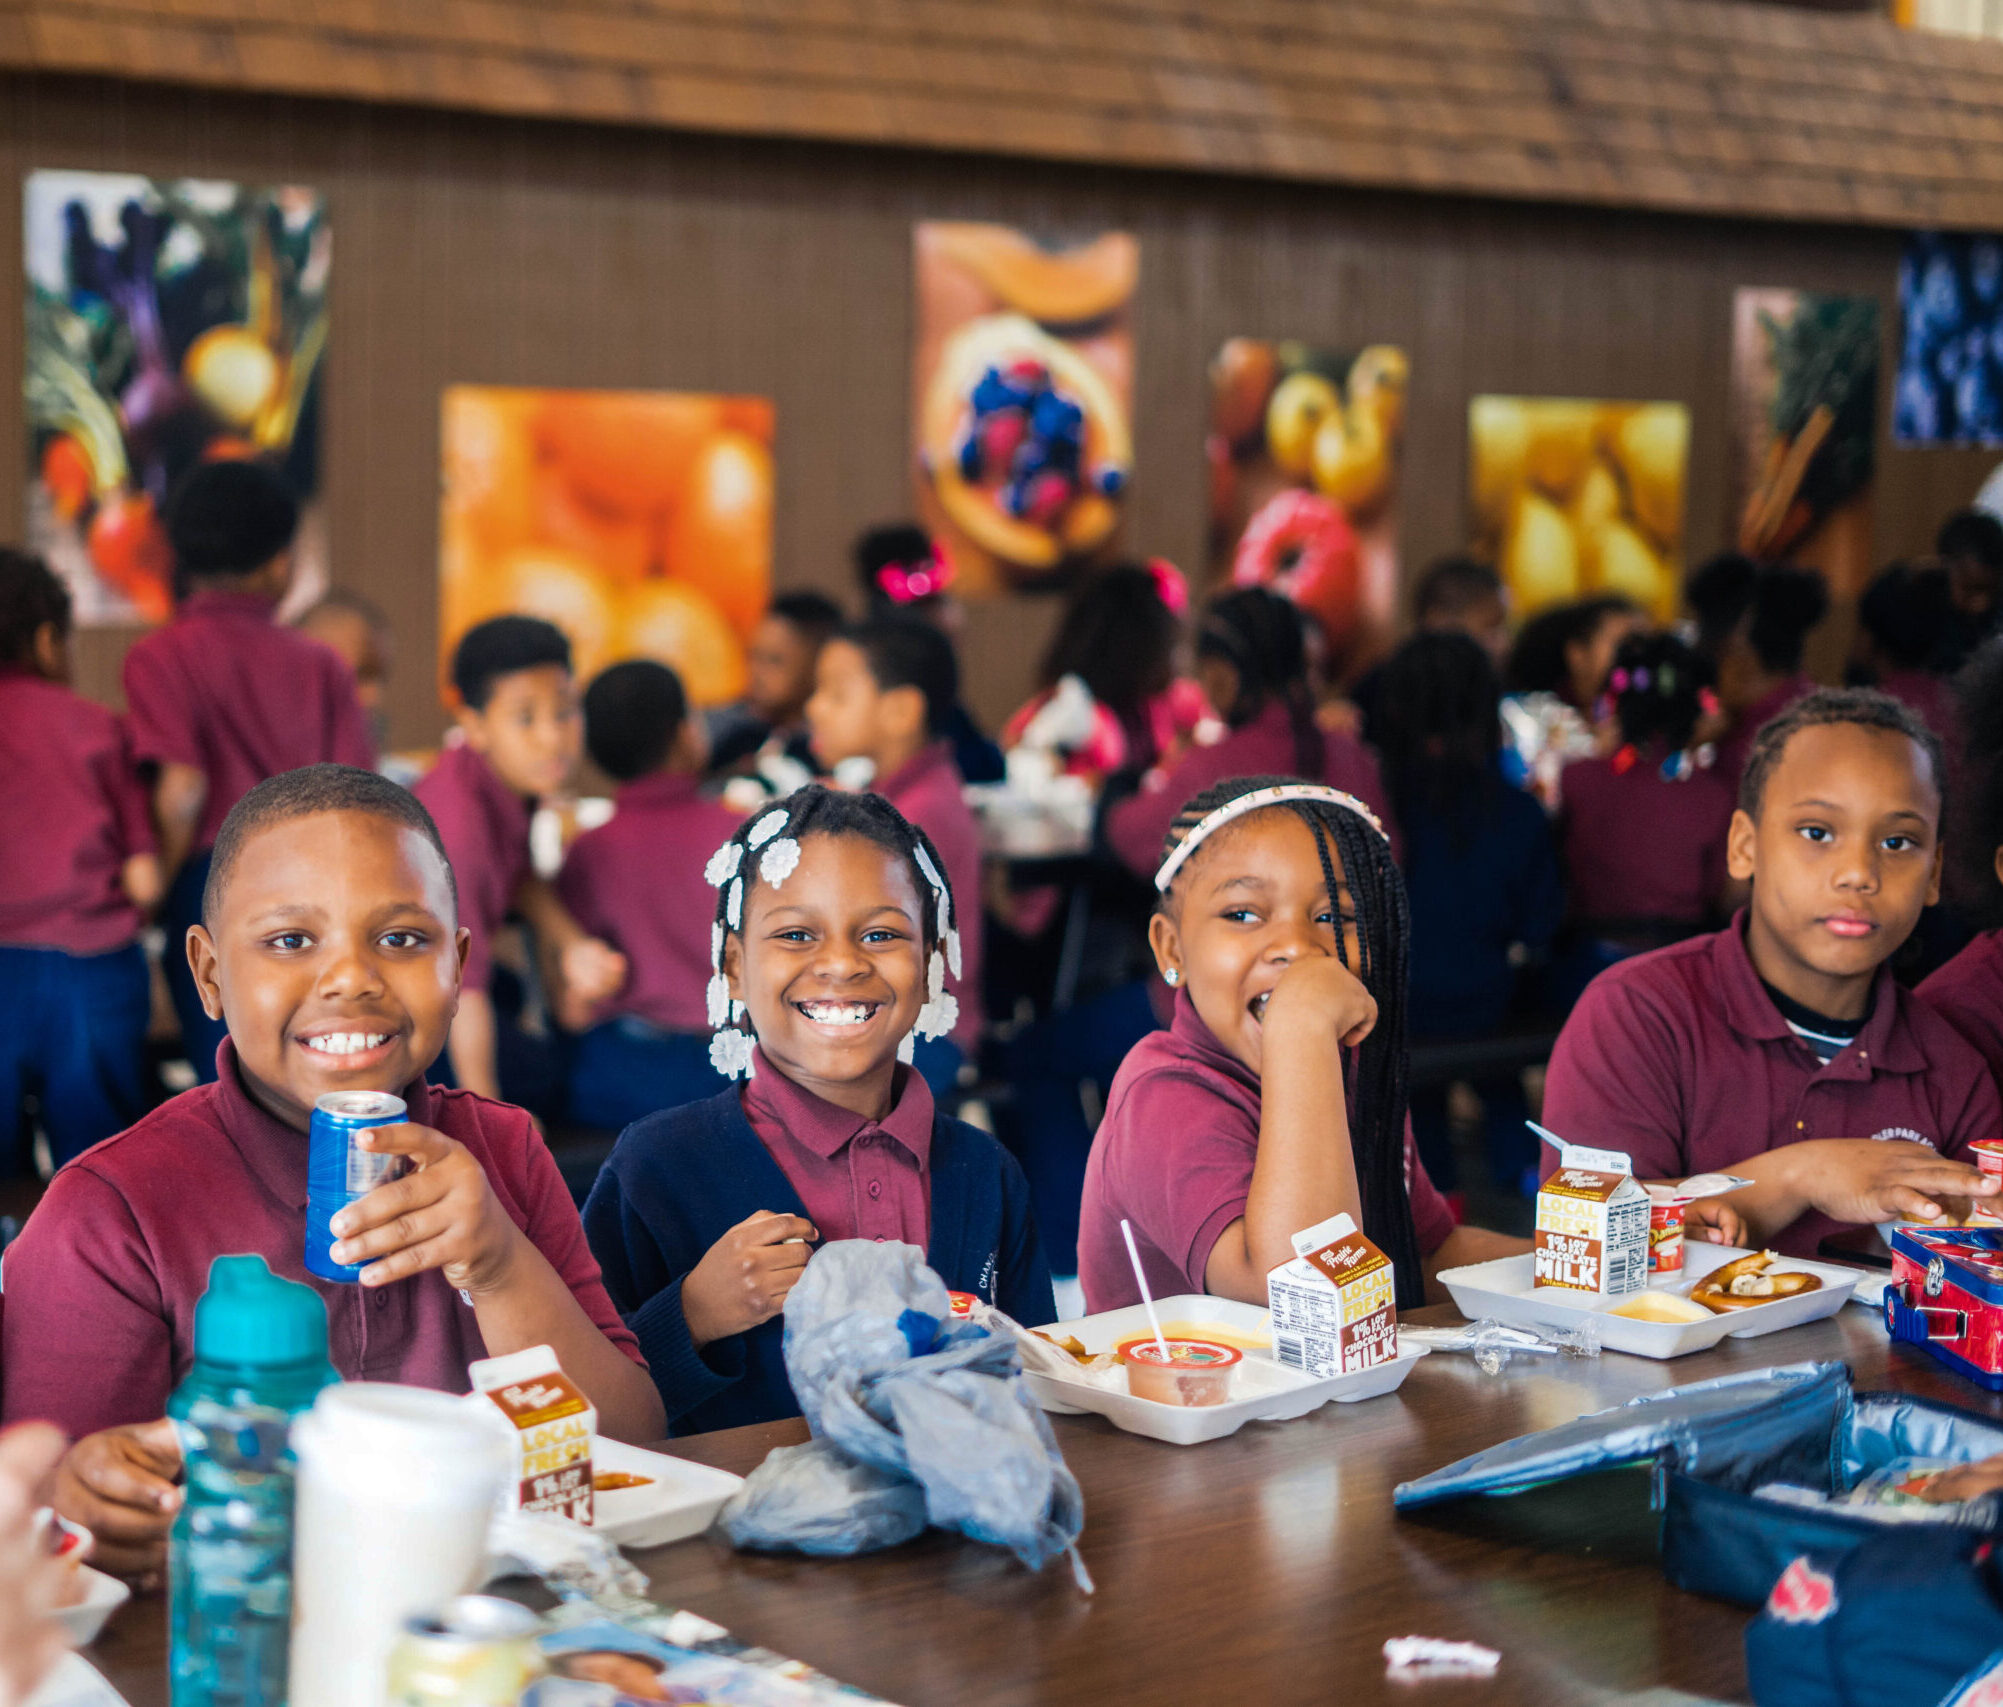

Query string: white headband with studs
[1153,783,1388,894]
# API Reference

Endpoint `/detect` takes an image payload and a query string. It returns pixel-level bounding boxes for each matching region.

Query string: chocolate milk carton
[1534,1142,1649,1298]
[1267,1212,1398,1377]
[470,1343,595,1525]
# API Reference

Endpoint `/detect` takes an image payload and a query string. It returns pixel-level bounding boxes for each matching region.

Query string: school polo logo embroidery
[1872,1127,1936,1148]
[1766,1556,1838,1624]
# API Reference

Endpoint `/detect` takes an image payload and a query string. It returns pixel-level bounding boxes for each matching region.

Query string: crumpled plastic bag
[717,1241,1088,1582]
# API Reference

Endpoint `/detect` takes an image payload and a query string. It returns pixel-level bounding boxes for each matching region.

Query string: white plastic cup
[288,1383,513,1707]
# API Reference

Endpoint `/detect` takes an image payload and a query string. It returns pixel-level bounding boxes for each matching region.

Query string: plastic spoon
[1119,1219,1173,1364]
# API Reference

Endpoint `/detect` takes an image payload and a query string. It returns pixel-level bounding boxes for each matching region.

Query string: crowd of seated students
[14,479,2003,1611]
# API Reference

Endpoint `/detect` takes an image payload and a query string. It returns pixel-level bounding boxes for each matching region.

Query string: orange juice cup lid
[1116,1337,1243,1370]
[946,1291,978,1318]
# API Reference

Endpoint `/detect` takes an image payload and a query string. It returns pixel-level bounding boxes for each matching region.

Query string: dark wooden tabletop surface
[91,1298,1997,1707]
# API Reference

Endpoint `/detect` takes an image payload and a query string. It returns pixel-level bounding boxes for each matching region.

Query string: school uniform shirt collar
[1710,909,1924,1077]
[875,741,956,801]
[208,1035,438,1212]
[179,587,280,622]
[1167,990,1261,1096]
[741,1046,935,1165]
[615,772,704,812]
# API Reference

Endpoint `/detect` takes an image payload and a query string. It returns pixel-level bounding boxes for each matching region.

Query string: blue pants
[0,942,153,1170]
[566,1019,727,1132]
[161,849,228,1083]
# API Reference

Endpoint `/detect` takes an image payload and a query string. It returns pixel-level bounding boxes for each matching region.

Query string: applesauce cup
[1116,1338,1242,1407]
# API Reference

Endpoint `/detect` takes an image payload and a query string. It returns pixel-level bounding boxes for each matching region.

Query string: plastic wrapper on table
[717,1241,1087,1580]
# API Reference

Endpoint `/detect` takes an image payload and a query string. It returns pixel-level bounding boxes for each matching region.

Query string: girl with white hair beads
[581,784,1054,1435]
[1077,775,1526,1315]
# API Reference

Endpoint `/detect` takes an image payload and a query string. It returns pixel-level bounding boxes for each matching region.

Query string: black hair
[202,763,456,929]
[450,615,572,711]
[837,616,958,738]
[1503,595,1637,699]
[1954,637,2003,922]
[165,460,300,578]
[1373,632,1501,846]
[1197,588,1322,777]
[708,783,955,1059]
[1737,686,1945,821]
[854,523,945,616]
[1858,561,1954,673]
[1412,555,1502,624]
[1938,509,2003,572]
[1037,563,1179,719]
[0,547,71,666]
[1607,632,1713,754]
[584,660,687,782]
[1741,566,1830,676]
[767,591,845,647]
[1157,773,1421,1308]
[1685,552,1758,663]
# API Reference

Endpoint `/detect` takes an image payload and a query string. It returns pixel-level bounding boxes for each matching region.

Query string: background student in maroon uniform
[1921,635,2003,1081]
[122,462,373,1080]
[0,551,162,1168]
[1544,689,2000,1257]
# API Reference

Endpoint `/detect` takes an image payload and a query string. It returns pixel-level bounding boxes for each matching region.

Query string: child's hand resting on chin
[1261,955,1377,1051]
[681,1211,819,1347]
[328,1122,527,1291]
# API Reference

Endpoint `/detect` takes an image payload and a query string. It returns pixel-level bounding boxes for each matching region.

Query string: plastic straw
[1119,1218,1172,1363]
[1526,1121,1569,1154]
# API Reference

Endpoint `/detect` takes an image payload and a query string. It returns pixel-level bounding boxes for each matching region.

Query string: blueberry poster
[1208,339,1407,678]
[24,170,328,626]
[911,222,1137,597]
[1896,232,2003,445]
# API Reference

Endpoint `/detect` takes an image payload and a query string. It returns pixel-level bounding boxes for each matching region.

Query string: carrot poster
[439,386,774,706]
[24,170,328,625]
[911,222,1137,597]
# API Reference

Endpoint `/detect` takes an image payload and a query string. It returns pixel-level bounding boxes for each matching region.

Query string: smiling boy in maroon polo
[1543,689,1999,1257]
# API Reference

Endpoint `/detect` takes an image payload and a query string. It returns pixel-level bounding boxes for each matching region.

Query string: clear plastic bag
[717,1242,1087,1580]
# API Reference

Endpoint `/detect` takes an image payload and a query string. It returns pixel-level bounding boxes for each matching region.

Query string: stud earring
[1163,967,1181,986]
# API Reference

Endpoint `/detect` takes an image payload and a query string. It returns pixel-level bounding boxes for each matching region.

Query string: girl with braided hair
[581,783,1052,1434]
[1078,775,1524,1315]
[1104,588,1395,880]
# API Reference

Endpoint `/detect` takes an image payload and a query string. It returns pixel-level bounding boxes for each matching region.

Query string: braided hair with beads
[702,783,962,1079]
[1156,773,1424,1308]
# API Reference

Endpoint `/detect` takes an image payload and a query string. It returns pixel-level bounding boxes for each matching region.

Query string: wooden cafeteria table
[93,1300,1996,1707]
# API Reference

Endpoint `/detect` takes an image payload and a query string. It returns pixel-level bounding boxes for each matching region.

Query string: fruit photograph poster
[24,169,329,626]
[439,386,774,707]
[1207,338,1407,680]
[910,222,1137,598]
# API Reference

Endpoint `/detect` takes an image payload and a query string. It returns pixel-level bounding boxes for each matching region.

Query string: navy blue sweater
[581,1086,1055,1435]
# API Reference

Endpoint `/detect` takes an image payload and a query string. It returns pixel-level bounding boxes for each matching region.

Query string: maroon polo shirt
[1077,991,1456,1313]
[1919,930,2003,1091]
[122,588,375,851]
[1715,677,1814,797]
[0,668,153,954]
[0,1039,641,1439]
[740,1045,933,1247]
[413,742,532,994]
[1559,754,1734,926]
[1542,911,2001,1257]
[555,774,742,1033]
[875,743,983,1047]
[1106,700,1396,880]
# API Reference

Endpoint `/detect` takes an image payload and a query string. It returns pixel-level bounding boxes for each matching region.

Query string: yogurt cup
[1116,1338,1242,1407]
[1644,1183,1692,1274]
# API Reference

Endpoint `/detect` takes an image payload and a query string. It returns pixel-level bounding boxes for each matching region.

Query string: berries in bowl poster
[439,386,773,707]
[1208,339,1407,680]
[910,222,1137,597]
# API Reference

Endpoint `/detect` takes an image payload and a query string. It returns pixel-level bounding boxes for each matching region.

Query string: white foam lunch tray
[54,1564,129,1648]
[1436,1242,1862,1360]
[590,1437,744,1549]
[1022,1294,1427,1445]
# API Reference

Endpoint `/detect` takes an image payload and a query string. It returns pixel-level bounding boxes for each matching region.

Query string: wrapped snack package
[718,1241,1087,1581]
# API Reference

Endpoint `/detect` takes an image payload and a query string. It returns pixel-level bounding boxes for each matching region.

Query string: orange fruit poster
[439,385,774,705]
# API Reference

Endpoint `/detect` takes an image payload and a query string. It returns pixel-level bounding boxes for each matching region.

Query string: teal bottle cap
[193,1255,330,1369]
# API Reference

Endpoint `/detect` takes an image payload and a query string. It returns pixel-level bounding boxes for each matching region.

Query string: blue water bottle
[169,1255,337,1707]
[304,1090,407,1282]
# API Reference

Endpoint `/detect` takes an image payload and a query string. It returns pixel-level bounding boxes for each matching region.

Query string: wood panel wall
[2,70,1995,745]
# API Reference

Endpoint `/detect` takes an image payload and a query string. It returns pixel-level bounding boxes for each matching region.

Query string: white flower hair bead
[705,973,731,1029]
[945,927,963,981]
[732,1000,747,1024]
[898,1031,917,1065]
[709,1026,754,1080]
[928,949,946,1000]
[913,842,944,895]
[711,922,725,968]
[747,809,789,849]
[759,836,801,887]
[916,991,959,1041]
[704,840,743,887]
[726,877,743,930]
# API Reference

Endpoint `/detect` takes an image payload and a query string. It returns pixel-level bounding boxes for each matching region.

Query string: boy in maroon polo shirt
[414,617,625,1104]
[5,764,663,1582]
[1544,689,2001,1258]
[557,660,742,1128]
[0,551,162,1167]
[124,462,374,1082]
[806,616,983,1094]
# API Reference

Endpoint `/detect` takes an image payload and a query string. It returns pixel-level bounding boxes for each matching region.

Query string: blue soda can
[304,1090,408,1283]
